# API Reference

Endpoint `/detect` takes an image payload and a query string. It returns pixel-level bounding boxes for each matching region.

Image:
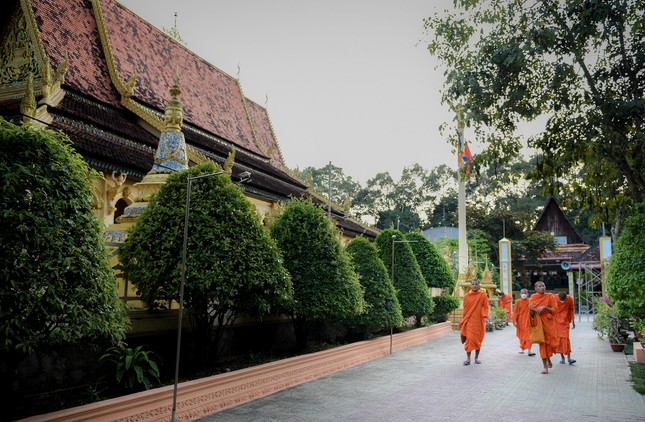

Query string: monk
[513,288,534,356]
[497,290,513,325]
[459,279,490,366]
[529,281,559,374]
[555,291,576,365]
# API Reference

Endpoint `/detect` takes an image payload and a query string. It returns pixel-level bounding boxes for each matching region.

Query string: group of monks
[459,280,576,374]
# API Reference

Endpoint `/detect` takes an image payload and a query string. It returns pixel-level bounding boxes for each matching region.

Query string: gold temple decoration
[223,147,236,175]
[343,196,351,213]
[163,72,183,132]
[20,73,36,125]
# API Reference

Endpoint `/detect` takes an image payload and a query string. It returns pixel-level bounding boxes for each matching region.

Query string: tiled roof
[245,98,286,170]
[32,0,121,107]
[30,0,287,169]
[103,0,278,162]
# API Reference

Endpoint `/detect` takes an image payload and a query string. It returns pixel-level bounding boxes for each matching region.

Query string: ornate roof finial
[343,196,352,213]
[150,70,187,173]
[163,69,183,132]
[223,147,236,175]
[162,12,187,46]
[20,74,37,126]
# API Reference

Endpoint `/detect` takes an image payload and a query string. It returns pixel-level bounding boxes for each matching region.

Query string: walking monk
[497,290,513,325]
[555,291,576,365]
[513,288,534,356]
[459,279,490,366]
[529,280,559,374]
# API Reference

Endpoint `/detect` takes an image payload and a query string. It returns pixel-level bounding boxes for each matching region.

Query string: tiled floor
[200,318,645,421]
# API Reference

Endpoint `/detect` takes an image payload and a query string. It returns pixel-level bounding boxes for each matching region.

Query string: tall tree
[375,228,434,326]
[269,198,365,349]
[405,231,456,292]
[0,120,128,418]
[345,237,403,336]
[300,164,362,208]
[425,0,644,234]
[120,162,293,364]
[606,202,645,329]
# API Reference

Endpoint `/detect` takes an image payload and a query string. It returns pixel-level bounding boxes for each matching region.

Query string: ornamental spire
[150,70,188,173]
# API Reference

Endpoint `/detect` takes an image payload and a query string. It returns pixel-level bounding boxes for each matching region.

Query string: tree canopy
[606,202,645,329]
[120,162,292,361]
[269,198,364,347]
[345,237,403,334]
[425,0,644,233]
[0,119,128,356]
[375,228,433,323]
[405,231,456,291]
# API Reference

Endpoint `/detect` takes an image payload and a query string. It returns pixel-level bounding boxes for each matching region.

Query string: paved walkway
[200,317,644,421]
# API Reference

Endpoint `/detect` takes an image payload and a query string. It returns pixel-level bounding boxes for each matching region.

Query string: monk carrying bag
[530,314,545,344]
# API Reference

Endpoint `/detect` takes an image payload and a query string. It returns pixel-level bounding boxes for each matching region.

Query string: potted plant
[490,306,507,330]
[593,298,627,352]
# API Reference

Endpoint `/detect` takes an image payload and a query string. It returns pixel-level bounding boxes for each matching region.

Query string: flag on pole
[457,132,473,175]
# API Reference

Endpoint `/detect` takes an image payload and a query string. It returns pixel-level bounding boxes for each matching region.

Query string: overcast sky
[118,0,463,184]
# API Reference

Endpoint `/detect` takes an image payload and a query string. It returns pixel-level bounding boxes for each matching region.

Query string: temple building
[527,197,603,308]
[0,0,377,312]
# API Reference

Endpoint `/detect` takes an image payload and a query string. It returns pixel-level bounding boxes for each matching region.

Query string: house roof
[29,0,285,168]
[533,197,584,244]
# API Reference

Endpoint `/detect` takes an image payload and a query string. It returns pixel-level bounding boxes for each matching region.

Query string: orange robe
[499,293,513,323]
[459,290,490,353]
[555,295,575,355]
[513,298,531,350]
[529,292,559,358]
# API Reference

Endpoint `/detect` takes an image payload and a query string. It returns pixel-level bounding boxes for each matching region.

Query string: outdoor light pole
[171,170,251,422]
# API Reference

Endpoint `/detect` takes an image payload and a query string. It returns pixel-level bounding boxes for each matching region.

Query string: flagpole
[456,105,468,279]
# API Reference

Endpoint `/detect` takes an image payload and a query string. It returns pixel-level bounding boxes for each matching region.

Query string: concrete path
[200,318,645,421]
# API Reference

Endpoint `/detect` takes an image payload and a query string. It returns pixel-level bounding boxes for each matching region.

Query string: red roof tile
[246,98,286,169]
[32,0,121,107]
[103,0,261,155]
[31,0,284,164]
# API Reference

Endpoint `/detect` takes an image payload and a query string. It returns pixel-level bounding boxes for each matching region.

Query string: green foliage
[404,231,455,291]
[592,298,626,344]
[374,228,433,320]
[0,119,128,356]
[429,295,460,323]
[607,203,645,322]
[425,0,644,231]
[269,198,364,346]
[300,164,362,207]
[120,162,292,361]
[490,306,508,329]
[630,363,645,395]
[345,237,403,332]
[99,345,161,391]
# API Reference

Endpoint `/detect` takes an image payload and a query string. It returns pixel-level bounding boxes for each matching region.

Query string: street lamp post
[171,170,251,422]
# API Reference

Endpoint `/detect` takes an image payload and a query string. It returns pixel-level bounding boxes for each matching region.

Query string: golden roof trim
[91,0,136,98]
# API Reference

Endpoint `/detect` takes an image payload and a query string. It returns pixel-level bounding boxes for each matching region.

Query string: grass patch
[630,362,645,395]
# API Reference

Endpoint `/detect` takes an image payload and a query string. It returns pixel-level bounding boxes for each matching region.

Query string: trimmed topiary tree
[375,228,433,327]
[269,198,364,349]
[405,231,456,291]
[120,162,293,364]
[429,295,460,324]
[0,119,129,418]
[607,203,645,332]
[346,236,403,337]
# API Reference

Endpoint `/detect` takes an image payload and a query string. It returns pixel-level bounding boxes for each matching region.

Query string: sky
[118,0,462,185]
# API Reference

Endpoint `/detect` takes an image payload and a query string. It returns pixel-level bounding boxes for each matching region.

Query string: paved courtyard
[200,317,644,422]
